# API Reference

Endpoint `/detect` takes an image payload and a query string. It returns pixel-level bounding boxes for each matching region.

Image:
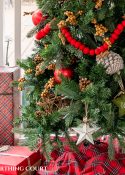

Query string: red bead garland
[35,23,51,40]
[61,20,125,56]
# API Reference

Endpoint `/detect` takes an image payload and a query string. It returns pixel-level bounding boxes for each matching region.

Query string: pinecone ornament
[96,51,124,75]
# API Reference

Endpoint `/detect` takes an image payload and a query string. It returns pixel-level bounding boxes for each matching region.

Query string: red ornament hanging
[32,10,43,26]
[54,68,73,83]
[32,9,47,26]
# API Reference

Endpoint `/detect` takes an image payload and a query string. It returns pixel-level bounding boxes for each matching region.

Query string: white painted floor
[4,1,36,66]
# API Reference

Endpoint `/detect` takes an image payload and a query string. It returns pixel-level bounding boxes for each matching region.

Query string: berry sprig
[94,0,104,9]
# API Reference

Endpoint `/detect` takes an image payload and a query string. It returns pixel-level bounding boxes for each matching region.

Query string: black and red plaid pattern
[0,73,13,93]
[0,95,14,145]
[0,72,14,145]
[37,140,125,175]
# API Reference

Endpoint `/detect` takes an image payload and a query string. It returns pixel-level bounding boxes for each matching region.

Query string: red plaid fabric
[100,135,121,154]
[0,67,20,145]
[0,73,13,93]
[37,140,125,175]
[0,95,13,145]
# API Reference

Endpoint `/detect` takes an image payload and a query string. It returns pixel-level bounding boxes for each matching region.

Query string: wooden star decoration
[113,94,125,117]
[72,123,100,145]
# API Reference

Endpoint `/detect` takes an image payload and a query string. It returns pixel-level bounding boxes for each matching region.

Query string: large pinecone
[96,51,124,75]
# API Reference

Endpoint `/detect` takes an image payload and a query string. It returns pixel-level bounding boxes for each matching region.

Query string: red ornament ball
[32,10,46,26]
[54,68,73,83]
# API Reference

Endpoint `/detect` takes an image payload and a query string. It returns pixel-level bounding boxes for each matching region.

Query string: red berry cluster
[35,23,51,40]
[61,20,125,56]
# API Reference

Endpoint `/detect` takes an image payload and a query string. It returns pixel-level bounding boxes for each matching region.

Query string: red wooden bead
[61,28,68,35]
[65,32,71,38]
[70,39,77,46]
[41,30,46,36]
[67,36,73,42]
[79,45,85,51]
[35,31,44,40]
[95,48,101,55]
[44,28,50,34]
[83,47,90,54]
[114,29,121,35]
[74,41,82,49]
[44,24,51,34]
[111,33,118,40]
[122,20,125,27]
[99,46,105,53]
[103,43,109,49]
[117,24,124,31]
[110,37,115,44]
[89,49,95,56]
[43,28,48,34]
[101,45,107,52]
[46,23,51,29]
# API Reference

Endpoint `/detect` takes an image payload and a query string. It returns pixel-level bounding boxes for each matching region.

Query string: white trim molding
[0,0,4,66]
[14,0,21,65]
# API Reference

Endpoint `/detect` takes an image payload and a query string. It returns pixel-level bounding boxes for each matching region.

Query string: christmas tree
[15,0,125,160]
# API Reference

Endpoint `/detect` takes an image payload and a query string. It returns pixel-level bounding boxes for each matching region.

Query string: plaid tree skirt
[37,139,125,175]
